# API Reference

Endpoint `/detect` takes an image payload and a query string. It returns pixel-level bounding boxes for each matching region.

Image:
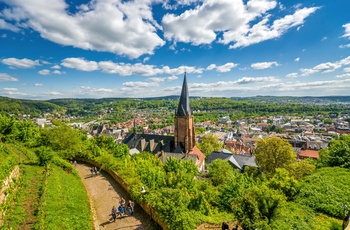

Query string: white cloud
[1,0,165,58]
[98,61,202,76]
[3,88,18,91]
[51,65,61,69]
[161,78,350,97]
[148,77,165,83]
[234,76,279,84]
[206,64,216,70]
[35,83,44,87]
[225,7,319,48]
[0,19,20,32]
[339,44,350,49]
[251,61,279,69]
[38,69,50,75]
[167,75,178,81]
[342,23,350,39]
[61,58,98,71]
[52,70,64,74]
[162,0,318,49]
[0,73,18,82]
[216,62,238,72]
[44,91,63,96]
[205,63,237,72]
[300,56,350,76]
[123,81,160,88]
[336,73,350,78]
[295,57,300,62]
[344,67,350,73]
[286,72,298,78]
[80,86,114,93]
[2,58,40,69]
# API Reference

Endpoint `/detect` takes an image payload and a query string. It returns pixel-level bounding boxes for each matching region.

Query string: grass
[36,164,92,230]
[1,164,44,229]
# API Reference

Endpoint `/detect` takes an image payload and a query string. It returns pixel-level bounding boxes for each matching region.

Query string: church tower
[174,73,196,153]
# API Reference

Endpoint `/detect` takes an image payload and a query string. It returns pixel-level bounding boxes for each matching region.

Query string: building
[123,73,205,171]
[208,149,257,172]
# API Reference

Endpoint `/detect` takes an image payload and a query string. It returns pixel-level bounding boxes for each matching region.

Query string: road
[75,162,160,230]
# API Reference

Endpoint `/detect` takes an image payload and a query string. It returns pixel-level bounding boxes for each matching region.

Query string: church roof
[176,73,191,116]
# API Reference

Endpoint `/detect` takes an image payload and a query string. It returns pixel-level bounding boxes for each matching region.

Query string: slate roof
[123,133,178,154]
[208,149,257,171]
[176,73,191,117]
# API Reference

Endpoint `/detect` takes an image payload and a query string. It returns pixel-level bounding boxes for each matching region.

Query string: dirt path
[75,162,160,230]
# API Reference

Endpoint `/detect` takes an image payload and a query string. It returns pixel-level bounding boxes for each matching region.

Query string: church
[123,73,205,171]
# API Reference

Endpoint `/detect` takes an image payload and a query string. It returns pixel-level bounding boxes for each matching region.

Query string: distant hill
[231,96,350,104]
[0,96,62,116]
[1,95,350,118]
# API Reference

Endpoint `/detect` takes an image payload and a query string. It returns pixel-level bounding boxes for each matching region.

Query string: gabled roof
[208,149,257,170]
[123,133,178,154]
[176,73,191,117]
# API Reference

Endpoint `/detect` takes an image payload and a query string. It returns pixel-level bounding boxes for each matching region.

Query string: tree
[207,159,235,186]
[233,184,285,229]
[39,123,85,159]
[268,168,299,200]
[254,137,296,177]
[197,133,223,158]
[285,159,315,179]
[321,134,350,168]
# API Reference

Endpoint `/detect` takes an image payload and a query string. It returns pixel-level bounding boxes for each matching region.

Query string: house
[208,149,257,172]
[298,150,319,160]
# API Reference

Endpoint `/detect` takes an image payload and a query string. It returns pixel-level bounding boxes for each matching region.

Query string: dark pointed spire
[176,72,191,116]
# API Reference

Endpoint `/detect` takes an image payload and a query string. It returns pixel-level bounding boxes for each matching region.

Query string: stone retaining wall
[0,165,20,226]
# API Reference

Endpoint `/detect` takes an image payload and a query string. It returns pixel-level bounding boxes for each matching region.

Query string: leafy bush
[0,145,18,182]
[295,167,350,218]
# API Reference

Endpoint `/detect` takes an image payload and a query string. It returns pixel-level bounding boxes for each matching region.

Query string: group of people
[110,197,135,222]
[90,166,98,176]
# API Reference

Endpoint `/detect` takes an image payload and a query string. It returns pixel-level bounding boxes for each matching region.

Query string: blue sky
[0,0,350,100]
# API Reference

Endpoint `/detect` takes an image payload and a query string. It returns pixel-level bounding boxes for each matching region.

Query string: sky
[0,0,350,100]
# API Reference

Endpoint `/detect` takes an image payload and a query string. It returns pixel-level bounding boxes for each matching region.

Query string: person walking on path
[127,200,135,215]
[90,167,94,176]
[117,205,125,217]
[110,206,117,222]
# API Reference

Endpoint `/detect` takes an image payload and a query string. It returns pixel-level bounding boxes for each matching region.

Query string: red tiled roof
[299,150,319,159]
[190,146,205,167]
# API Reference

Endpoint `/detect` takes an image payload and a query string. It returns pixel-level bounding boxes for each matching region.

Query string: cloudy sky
[1,0,350,100]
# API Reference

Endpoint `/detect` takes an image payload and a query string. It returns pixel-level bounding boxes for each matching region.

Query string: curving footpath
[75,162,160,230]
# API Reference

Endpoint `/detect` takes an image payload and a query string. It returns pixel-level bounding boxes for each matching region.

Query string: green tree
[39,123,85,159]
[0,114,15,142]
[321,135,350,168]
[36,146,55,166]
[268,168,299,200]
[234,184,284,229]
[197,133,223,158]
[285,159,315,179]
[254,137,296,177]
[12,120,40,146]
[207,159,235,186]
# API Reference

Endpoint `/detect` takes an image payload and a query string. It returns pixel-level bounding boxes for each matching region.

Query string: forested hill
[0,96,62,116]
[1,95,350,118]
[232,96,350,104]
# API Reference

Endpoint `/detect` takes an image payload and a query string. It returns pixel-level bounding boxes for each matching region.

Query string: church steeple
[174,73,196,153]
[176,72,191,117]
